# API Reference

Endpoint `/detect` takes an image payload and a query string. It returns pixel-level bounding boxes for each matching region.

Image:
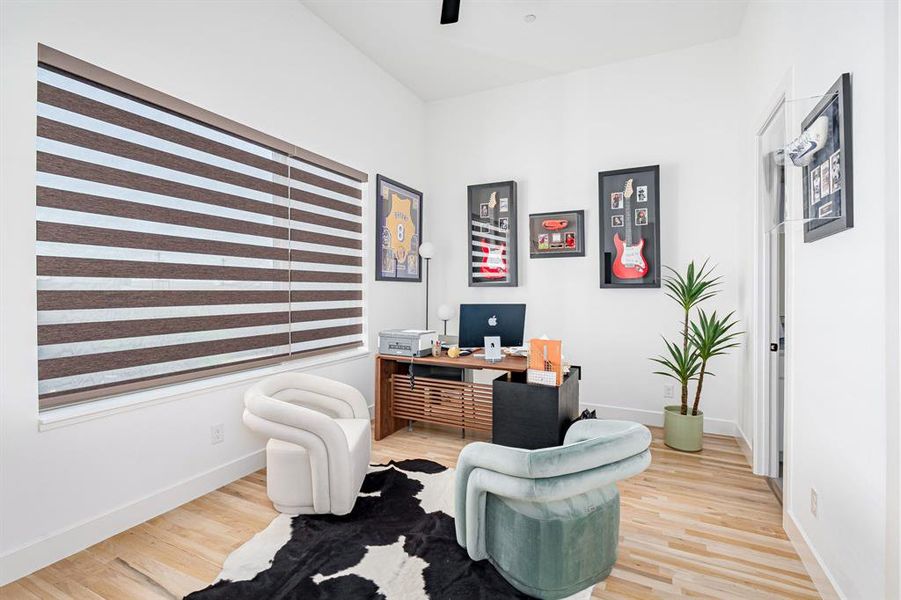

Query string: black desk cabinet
[492,367,581,450]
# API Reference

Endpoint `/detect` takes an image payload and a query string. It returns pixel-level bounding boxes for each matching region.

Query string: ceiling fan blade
[440,0,460,24]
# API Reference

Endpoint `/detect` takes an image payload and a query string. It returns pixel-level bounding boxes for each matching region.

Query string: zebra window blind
[36,45,367,410]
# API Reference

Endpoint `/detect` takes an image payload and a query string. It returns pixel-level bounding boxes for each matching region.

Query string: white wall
[885,2,900,597]
[0,0,425,584]
[736,1,894,597]
[424,39,746,434]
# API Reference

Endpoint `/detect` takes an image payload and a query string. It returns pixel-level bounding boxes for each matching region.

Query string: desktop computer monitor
[458,303,526,348]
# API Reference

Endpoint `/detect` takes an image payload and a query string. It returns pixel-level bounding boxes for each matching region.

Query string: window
[36,45,367,410]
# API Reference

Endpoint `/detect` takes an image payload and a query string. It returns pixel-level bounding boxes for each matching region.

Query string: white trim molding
[735,424,753,468]
[751,67,796,478]
[783,510,843,600]
[580,402,737,437]
[39,346,370,430]
[0,449,265,586]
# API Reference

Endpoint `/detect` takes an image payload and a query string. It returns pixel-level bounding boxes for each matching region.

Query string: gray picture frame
[529,210,586,258]
[801,73,853,243]
[599,165,661,288]
[467,181,518,287]
[375,174,423,282]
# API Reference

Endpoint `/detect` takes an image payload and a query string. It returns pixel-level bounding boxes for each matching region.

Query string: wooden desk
[374,351,528,440]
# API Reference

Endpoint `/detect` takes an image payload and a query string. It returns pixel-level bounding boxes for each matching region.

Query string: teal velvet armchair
[455,419,652,599]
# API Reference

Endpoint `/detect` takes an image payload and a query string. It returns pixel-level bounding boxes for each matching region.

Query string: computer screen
[458,304,526,348]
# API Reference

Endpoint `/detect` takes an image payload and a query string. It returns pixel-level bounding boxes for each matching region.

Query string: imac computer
[458,303,526,348]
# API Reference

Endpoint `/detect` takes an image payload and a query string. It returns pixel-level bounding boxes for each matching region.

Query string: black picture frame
[598,165,661,288]
[529,210,586,258]
[375,174,423,282]
[801,73,853,243]
[467,181,518,287]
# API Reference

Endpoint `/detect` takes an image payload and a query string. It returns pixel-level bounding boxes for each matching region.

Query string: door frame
[751,70,797,490]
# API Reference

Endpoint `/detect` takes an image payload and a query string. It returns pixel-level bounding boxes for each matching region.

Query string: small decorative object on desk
[503,345,529,357]
[431,339,442,357]
[527,338,562,386]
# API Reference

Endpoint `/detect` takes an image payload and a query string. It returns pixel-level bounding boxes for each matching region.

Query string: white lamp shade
[437,303,455,321]
[418,241,435,259]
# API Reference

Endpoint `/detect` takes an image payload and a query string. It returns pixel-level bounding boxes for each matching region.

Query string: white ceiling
[301,0,749,102]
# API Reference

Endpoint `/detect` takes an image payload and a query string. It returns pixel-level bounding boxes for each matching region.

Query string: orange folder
[528,339,563,385]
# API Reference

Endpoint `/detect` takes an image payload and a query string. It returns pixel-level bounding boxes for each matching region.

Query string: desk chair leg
[461,428,465,439]
[407,420,413,432]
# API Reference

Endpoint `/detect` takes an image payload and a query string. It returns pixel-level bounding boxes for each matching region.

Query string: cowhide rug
[186,459,595,600]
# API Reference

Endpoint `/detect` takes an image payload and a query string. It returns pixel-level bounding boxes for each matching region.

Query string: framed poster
[375,175,423,282]
[599,165,660,288]
[468,181,517,287]
[529,210,585,258]
[801,73,853,243]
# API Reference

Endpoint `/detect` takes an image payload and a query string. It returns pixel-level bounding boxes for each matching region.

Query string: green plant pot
[663,405,703,452]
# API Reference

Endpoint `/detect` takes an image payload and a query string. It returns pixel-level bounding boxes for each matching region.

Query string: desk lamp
[437,303,457,344]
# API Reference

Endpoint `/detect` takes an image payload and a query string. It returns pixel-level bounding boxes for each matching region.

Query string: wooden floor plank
[0,424,818,599]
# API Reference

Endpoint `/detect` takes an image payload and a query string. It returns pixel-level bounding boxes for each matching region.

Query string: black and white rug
[187,459,587,600]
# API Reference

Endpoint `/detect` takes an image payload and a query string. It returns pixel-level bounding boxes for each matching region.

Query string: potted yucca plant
[652,260,741,451]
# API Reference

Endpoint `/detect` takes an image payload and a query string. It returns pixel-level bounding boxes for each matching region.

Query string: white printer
[378,329,438,357]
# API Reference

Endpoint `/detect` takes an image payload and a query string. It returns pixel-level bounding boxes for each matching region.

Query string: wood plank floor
[1,425,819,599]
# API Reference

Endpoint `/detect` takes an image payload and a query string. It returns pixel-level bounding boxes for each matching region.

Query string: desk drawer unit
[390,374,492,432]
[492,367,581,449]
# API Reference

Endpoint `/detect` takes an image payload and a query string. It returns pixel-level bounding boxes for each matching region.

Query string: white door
[758,100,787,485]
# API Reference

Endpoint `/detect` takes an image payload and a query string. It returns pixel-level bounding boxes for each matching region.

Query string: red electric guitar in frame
[479,240,507,279]
[612,178,648,279]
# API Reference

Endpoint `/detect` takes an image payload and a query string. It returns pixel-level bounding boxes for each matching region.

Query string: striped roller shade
[36,47,367,410]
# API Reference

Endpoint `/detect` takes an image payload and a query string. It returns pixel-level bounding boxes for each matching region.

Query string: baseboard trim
[735,424,754,468]
[0,449,265,586]
[783,510,843,600]
[580,402,737,436]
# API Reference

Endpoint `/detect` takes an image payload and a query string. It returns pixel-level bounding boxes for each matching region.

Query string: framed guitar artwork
[599,165,660,288]
[468,181,518,287]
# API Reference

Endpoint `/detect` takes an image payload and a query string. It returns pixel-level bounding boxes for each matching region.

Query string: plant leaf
[650,335,702,383]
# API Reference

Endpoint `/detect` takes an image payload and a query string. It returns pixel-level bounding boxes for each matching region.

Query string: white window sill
[38,346,371,431]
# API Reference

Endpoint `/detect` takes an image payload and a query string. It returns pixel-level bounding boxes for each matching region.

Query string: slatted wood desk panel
[374,351,528,440]
[391,375,493,433]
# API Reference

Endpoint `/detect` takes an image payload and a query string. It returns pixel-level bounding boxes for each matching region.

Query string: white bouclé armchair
[243,373,371,516]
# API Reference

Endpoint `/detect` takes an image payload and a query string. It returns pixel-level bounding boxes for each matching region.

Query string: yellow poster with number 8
[386,193,416,263]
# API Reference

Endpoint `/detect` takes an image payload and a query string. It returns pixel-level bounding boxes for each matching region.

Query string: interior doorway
[758,99,787,500]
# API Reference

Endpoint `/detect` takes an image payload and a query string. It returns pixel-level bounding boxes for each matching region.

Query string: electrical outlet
[211,423,225,445]
[810,488,818,517]
[664,384,675,399]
